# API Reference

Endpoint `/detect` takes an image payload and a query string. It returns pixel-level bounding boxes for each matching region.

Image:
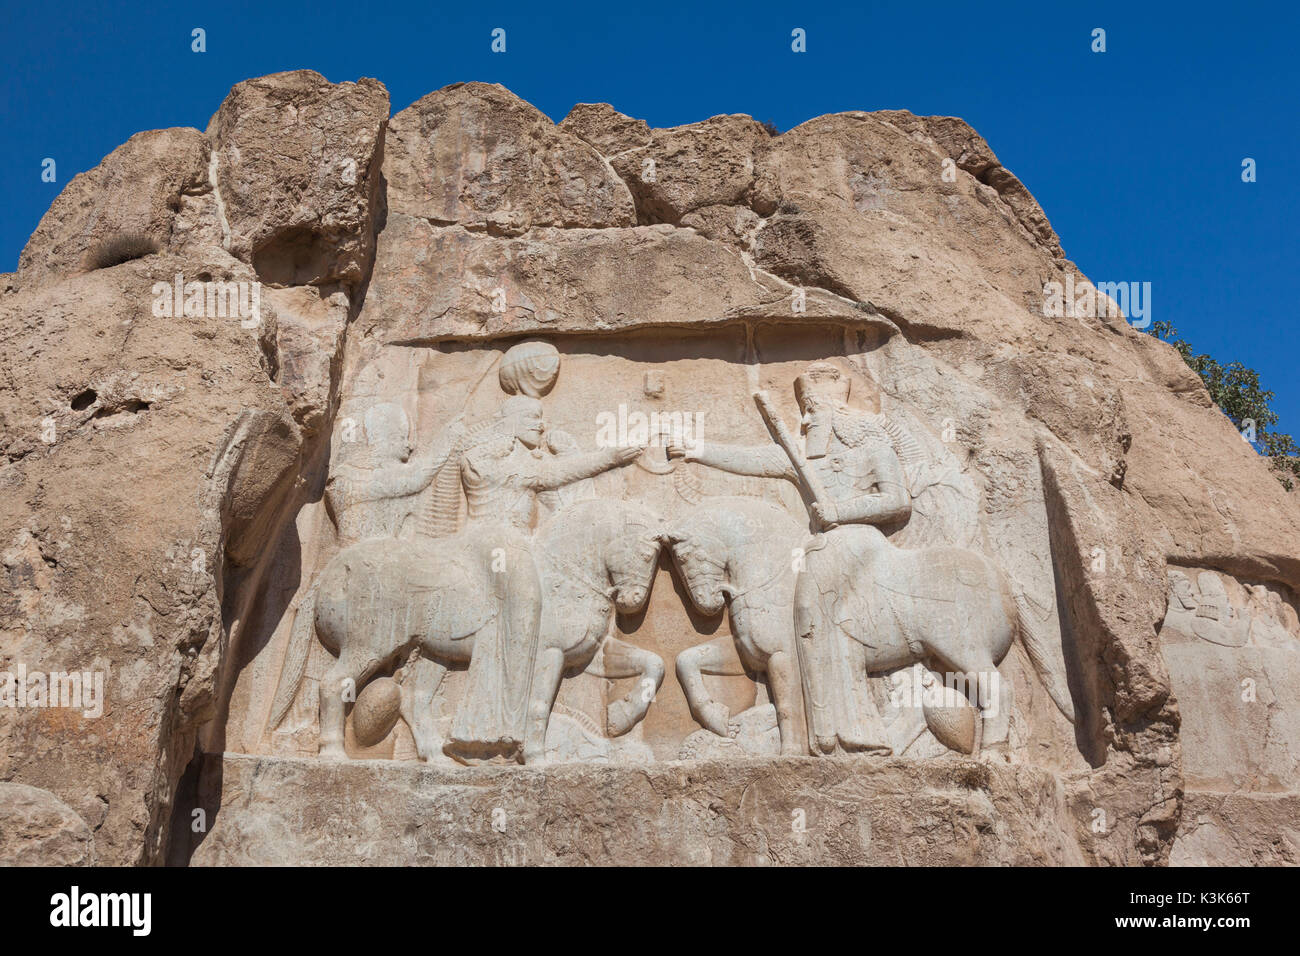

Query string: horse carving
[661,497,809,755]
[663,498,1075,756]
[268,497,665,765]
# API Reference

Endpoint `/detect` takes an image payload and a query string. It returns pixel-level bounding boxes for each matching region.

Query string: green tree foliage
[1150,321,1300,490]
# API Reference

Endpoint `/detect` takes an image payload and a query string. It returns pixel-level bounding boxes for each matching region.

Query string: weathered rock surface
[605,114,774,224]
[4,74,1299,867]
[1171,791,1300,865]
[210,70,390,287]
[0,782,95,865]
[2,71,386,864]
[180,753,1082,866]
[355,215,868,343]
[16,129,211,285]
[0,253,299,863]
[559,103,652,156]
[385,83,635,235]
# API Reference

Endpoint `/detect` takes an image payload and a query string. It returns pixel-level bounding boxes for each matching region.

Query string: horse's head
[601,508,665,615]
[659,520,730,616]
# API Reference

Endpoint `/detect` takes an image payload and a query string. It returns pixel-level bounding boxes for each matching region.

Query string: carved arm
[527,445,641,491]
[678,442,797,482]
[822,480,913,526]
[817,450,912,526]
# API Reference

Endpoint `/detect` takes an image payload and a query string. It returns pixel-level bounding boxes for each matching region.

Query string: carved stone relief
[1161,567,1299,649]
[1159,567,1300,791]
[223,325,1081,766]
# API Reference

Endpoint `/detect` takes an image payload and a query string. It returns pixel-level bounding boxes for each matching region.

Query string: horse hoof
[319,743,347,760]
[606,700,639,736]
[700,701,731,737]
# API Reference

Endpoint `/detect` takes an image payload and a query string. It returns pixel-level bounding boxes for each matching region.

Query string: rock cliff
[3,72,1297,866]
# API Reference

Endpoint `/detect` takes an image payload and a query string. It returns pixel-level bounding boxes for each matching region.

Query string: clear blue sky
[3,0,1296,432]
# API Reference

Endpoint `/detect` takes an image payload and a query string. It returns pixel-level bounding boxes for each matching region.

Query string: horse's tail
[266,582,318,734]
[1011,586,1076,723]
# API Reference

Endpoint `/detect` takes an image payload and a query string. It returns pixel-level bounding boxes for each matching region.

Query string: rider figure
[443,394,644,762]
[326,403,458,546]
[669,362,911,754]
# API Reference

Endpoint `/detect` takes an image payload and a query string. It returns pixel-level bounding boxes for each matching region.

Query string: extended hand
[665,440,699,462]
[811,501,839,529]
[613,443,645,465]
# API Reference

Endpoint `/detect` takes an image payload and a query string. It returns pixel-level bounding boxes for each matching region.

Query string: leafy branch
[1149,321,1299,490]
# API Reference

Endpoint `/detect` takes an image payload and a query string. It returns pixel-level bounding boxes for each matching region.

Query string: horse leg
[764,648,808,756]
[833,638,893,756]
[969,661,1001,757]
[675,635,744,737]
[592,635,665,736]
[318,648,380,760]
[980,667,1014,751]
[399,654,449,763]
[522,645,566,765]
[934,649,998,758]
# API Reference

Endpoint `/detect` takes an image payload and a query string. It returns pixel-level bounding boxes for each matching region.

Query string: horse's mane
[535,497,659,550]
[670,497,802,595]
[679,496,803,542]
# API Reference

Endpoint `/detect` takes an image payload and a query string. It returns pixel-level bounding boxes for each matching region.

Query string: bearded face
[358,403,414,465]
[801,392,839,459]
[512,409,545,449]
[795,363,851,459]
[499,395,546,449]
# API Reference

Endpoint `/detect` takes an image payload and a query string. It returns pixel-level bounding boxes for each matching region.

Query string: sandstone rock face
[210,70,390,286]
[4,75,1298,867]
[559,103,651,156]
[385,83,635,235]
[0,783,94,865]
[2,71,385,864]
[356,216,796,342]
[180,753,1082,866]
[16,129,211,285]
[605,114,774,223]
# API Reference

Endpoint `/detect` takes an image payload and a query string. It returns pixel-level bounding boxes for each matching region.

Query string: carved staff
[753,390,828,505]
[755,389,830,751]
